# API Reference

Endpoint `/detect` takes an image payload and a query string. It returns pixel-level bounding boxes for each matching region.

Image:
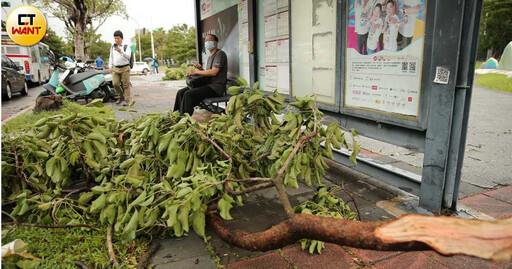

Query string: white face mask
[205,41,215,51]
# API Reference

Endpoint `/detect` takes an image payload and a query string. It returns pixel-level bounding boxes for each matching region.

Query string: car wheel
[20,81,28,95]
[143,69,148,75]
[38,72,43,86]
[3,83,12,100]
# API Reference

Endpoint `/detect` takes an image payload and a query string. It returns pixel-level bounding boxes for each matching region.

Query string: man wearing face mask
[173,34,228,116]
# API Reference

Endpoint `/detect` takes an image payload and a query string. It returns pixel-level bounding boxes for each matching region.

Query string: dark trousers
[173,85,220,116]
[357,33,368,55]
[397,32,413,51]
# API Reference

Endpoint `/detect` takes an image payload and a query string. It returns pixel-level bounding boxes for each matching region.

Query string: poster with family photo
[344,0,427,117]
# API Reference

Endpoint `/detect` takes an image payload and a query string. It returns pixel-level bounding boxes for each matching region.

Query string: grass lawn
[475,73,512,93]
[2,100,115,134]
[2,226,151,268]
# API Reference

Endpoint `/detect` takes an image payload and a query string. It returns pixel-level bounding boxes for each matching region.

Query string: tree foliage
[478,0,512,56]
[1,79,358,249]
[41,28,73,59]
[135,24,196,64]
[26,0,127,60]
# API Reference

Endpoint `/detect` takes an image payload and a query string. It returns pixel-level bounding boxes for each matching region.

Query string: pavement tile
[374,251,448,269]
[459,194,512,219]
[281,243,358,269]
[457,181,489,199]
[422,251,512,269]
[347,248,403,263]
[224,252,291,269]
[483,186,512,204]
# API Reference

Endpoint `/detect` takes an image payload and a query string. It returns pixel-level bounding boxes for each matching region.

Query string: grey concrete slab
[151,236,211,264]
[154,255,217,269]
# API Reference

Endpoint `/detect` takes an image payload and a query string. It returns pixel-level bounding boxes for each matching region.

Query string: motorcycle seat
[68,72,99,85]
[101,70,111,75]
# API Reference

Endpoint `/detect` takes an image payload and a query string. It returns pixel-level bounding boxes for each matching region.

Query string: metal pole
[138,32,142,62]
[151,31,155,59]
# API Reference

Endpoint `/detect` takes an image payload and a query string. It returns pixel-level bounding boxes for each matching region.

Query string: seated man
[173,34,227,116]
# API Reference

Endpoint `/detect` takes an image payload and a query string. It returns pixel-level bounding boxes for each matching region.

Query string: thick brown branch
[69,124,91,188]
[208,213,512,262]
[273,131,318,216]
[107,224,120,267]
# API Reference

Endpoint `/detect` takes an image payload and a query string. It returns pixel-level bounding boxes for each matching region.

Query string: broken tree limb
[207,213,512,262]
[375,214,512,262]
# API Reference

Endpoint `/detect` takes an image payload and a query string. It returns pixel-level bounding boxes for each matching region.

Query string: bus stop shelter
[193,0,483,213]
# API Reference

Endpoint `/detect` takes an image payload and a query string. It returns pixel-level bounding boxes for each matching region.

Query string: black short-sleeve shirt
[206,49,228,96]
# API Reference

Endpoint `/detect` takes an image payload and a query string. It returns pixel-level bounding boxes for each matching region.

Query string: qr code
[409,62,416,73]
[402,62,408,72]
[434,66,450,85]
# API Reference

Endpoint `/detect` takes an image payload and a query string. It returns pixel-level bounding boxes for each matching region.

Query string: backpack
[113,44,134,69]
[124,44,134,69]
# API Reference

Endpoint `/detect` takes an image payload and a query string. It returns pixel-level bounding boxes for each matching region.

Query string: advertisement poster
[345,0,427,117]
[201,5,240,78]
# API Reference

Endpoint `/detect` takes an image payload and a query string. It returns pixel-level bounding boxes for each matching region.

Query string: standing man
[173,34,227,116]
[95,55,104,70]
[109,30,132,105]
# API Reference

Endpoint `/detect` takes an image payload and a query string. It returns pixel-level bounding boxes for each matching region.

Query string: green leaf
[69,151,80,166]
[236,77,248,87]
[177,187,192,199]
[252,81,260,90]
[123,209,139,234]
[89,99,104,108]
[16,260,40,269]
[228,86,242,95]
[218,196,234,220]
[178,205,190,233]
[90,193,107,213]
[192,209,206,237]
[45,157,57,177]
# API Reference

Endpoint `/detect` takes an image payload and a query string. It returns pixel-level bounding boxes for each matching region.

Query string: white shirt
[366,18,383,51]
[355,1,372,35]
[384,14,400,51]
[398,0,421,38]
[108,43,131,68]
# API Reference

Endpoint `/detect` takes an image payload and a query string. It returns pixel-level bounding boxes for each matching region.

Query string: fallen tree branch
[273,131,319,216]
[207,213,512,262]
[107,224,120,267]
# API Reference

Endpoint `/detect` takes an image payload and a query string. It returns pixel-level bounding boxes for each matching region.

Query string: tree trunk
[207,213,512,262]
[74,21,86,60]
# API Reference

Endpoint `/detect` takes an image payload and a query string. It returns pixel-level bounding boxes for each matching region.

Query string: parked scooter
[41,61,111,103]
